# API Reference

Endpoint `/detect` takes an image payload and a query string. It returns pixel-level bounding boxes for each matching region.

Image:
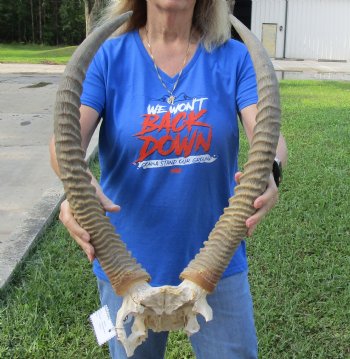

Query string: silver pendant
[167,95,175,105]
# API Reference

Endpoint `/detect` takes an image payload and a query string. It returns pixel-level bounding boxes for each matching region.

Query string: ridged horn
[54,11,151,296]
[180,15,281,292]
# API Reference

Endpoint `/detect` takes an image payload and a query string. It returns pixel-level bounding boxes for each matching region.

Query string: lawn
[0,80,349,358]
[0,43,77,64]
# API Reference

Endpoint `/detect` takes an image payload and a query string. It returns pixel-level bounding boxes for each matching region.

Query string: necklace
[145,27,192,105]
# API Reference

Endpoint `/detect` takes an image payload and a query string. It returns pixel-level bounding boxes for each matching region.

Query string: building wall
[286,0,350,60]
[251,0,350,61]
[251,0,286,58]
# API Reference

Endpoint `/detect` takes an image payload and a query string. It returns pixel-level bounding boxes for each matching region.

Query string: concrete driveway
[0,66,98,289]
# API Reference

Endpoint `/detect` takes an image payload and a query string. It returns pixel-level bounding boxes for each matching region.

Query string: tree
[30,0,35,42]
[42,0,59,44]
[84,0,107,35]
[0,0,92,45]
[38,0,43,43]
[0,2,20,42]
[59,0,85,44]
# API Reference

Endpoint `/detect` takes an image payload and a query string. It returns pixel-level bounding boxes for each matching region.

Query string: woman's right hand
[59,192,120,262]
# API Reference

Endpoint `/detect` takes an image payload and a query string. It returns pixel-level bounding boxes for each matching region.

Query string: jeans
[97,271,257,359]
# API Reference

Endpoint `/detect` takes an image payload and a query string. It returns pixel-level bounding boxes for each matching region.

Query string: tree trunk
[54,0,59,45]
[16,2,22,42]
[30,0,35,43]
[84,0,106,36]
[38,0,43,44]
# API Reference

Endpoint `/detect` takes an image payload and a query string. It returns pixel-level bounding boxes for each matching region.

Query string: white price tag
[90,305,116,346]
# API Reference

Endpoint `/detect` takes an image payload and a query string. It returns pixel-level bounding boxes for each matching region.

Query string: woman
[50,0,287,358]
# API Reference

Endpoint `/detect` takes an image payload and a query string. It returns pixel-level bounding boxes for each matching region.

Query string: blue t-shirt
[81,30,258,287]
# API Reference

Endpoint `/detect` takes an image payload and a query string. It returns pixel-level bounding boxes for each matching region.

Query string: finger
[60,207,90,242]
[253,183,278,210]
[246,192,278,231]
[103,201,121,213]
[98,193,121,212]
[246,215,259,231]
[234,171,243,184]
[245,176,279,236]
[69,230,95,262]
[59,200,95,261]
[247,223,257,237]
[246,202,273,229]
[65,219,95,261]
[73,238,95,262]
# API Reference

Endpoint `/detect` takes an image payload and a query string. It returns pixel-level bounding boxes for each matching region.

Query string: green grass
[0,43,77,64]
[247,81,350,359]
[1,81,349,358]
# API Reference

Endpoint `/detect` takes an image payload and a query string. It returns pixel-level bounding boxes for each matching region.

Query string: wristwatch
[272,157,283,187]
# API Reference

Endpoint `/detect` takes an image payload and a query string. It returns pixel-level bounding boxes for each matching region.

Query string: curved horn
[180,15,281,292]
[54,12,151,296]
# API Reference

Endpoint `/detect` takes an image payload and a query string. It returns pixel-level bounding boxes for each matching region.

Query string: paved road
[0,59,349,290]
[0,70,98,289]
[273,59,350,81]
[0,63,65,74]
[2,59,350,76]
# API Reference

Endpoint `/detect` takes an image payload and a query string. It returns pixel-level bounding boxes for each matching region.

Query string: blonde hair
[100,0,231,51]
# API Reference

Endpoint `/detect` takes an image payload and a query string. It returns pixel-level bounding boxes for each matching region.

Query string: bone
[53,12,151,296]
[116,280,212,357]
[180,15,281,292]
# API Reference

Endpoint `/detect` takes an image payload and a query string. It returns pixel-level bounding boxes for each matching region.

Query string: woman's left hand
[235,172,279,237]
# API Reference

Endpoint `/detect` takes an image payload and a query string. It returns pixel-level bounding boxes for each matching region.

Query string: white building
[234,0,350,61]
